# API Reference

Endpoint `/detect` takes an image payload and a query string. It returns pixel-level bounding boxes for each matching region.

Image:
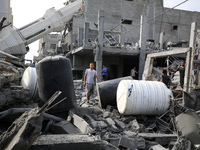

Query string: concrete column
[120,25,125,46]
[159,32,164,50]
[184,22,197,92]
[153,0,156,40]
[78,28,83,47]
[71,34,77,50]
[142,57,154,80]
[139,15,148,80]
[84,22,89,46]
[95,10,104,81]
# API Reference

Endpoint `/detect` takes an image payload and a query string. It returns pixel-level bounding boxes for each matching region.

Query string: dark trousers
[180,78,184,88]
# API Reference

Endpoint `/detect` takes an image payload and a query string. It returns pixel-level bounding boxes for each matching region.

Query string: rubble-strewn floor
[0,79,200,150]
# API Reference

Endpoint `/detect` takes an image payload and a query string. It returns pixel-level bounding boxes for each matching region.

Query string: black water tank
[36,56,76,118]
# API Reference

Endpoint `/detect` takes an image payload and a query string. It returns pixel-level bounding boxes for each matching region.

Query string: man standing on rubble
[169,61,185,88]
[84,62,101,103]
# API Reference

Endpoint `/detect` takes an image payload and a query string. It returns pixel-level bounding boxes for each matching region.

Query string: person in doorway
[160,69,170,88]
[130,67,138,79]
[102,65,108,81]
[169,61,185,88]
[84,62,101,103]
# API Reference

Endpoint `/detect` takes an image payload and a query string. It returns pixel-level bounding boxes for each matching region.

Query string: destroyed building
[1,0,200,149]
[59,0,200,80]
[36,34,62,60]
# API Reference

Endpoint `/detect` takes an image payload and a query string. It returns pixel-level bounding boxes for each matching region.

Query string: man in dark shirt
[161,69,170,88]
[170,61,185,88]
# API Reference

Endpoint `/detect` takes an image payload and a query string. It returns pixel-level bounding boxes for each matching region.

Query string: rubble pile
[0,76,200,149]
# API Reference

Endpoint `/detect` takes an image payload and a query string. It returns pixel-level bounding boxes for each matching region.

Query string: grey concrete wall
[72,54,126,80]
[70,0,200,45]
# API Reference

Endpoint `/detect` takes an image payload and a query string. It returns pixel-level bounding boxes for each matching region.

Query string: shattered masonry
[0,0,200,150]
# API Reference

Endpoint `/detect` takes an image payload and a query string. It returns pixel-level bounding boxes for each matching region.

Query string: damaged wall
[68,0,200,46]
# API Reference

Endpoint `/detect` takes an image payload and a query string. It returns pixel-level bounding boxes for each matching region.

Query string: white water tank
[117,80,171,115]
[21,67,38,100]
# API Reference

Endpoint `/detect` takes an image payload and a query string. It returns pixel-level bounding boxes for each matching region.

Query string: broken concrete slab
[0,87,31,111]
[90,121,108,129]
[130,119,140,132]
[145,141,160,150]
[109,124,119,133]
[123,130,137,137]
[175,110,200,144]
[0,107,43,150]
[103,111,111,118]
[171,137,192,150]
[118,136,138,149]
[114,119,125,129]
[69,112,95,134]
[122,116,136,124]
[0,108,65,123]
[29,134,119,150]
[138,133,177,145]
[106,118,115,126]
[149,144,167,150]
[73,106,102,117]
[109,138,120,147]
[0,91,61,150]
[49,121,81,134]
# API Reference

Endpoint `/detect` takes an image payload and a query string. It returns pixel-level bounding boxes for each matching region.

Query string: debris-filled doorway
[109,64,118,79]
[123,56,139,78]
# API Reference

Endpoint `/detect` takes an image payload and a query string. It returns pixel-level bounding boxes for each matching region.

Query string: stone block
[90,121,108,129]
[70,113,94,134]
[114,119,125,129]
[106,118,115,126]
[110,124,119,133]
[49,121,80,134]
[122,116,136,124]
[130,119,140,132]
[118,136,138,149]
[110,138,120,147]
[123,131,137,137]
[30,134,119,150]
[106,105,113,112]
[103,111,111,118]
[150,144,167,150]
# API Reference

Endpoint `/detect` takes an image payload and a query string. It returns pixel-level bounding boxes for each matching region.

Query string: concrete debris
[175,110,200,144]
[149,144,167,150]
[1,61,200,150]
[114,119,125,129]
[1,0,200,149]
[49,121,81,134]
[0,91,61,150]
[69,112,95,134]
[29,134,119,150]
[118,136,138,150]
[0,107,43,150]
[130,119,140,132]
[171,137,192,150]
[0,87,31,111]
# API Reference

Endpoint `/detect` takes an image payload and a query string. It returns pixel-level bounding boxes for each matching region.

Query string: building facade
[49,0,200,79]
